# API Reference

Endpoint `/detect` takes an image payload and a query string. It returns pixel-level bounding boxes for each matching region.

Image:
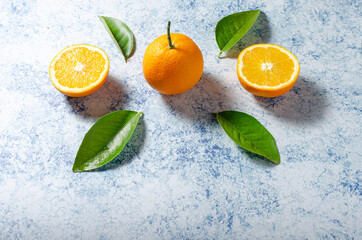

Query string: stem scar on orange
[237,44,300,97]
[49,44,110,97]
[143,21,204,95]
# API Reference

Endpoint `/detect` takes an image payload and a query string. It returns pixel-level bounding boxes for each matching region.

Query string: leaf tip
[269,153,281,165]
[72,162,84,172]
[273,159,281,165]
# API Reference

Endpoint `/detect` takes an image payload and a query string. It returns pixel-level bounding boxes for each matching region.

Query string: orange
[49,44,110,97]
[237,44,300,97]
[143,22,204,95]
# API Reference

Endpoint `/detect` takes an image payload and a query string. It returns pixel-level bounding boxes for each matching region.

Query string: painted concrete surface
[0,0,361,239]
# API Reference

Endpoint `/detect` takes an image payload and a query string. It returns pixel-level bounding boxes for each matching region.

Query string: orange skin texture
[236,44,300,98]
[143,33,204,95]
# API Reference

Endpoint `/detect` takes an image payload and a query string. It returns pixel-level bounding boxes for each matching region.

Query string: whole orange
[143,22,204,95]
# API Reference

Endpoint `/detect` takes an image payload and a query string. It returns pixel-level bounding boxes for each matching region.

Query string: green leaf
[215,10,260,58]
[98,15,134,62]
[216,111,280,164]
[72,110,143,172]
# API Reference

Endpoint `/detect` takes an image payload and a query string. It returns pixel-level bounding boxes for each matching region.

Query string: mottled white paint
[0,0,360,239]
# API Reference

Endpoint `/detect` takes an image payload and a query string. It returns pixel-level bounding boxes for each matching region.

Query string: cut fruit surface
[237,44,300,97]
[49,44,110,97]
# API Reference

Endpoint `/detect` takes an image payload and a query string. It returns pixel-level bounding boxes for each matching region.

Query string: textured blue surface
[0,0,361,239]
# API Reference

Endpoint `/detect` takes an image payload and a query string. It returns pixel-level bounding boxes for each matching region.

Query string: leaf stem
[167,21,175,49]
[218,52,222,58]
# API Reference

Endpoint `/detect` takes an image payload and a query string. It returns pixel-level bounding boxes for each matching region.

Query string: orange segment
[237,44,300,97]
[49,44,110,97]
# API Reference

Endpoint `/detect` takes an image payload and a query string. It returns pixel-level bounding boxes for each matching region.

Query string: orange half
[237,44,300,97]
[49,44,110,97]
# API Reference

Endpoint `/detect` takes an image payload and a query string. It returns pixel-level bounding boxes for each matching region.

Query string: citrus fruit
[49,44,110,97]
[237,44,300,97]
[143,21,204,95]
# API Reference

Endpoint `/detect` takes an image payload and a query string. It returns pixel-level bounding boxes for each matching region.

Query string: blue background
[0,0,361,239]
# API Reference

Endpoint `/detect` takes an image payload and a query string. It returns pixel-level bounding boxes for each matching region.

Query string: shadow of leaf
[88,117,146,172]
[244,151,279,168]
[161,73,279,167]
[66,75,129,118]
[222,11,272,59]
[255,76,327,124]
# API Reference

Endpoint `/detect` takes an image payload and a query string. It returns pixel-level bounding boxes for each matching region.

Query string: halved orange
[49,44,110,97]
[237,44,300,97]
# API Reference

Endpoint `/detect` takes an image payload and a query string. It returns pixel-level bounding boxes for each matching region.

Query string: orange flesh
[241,47,296,87]
[54,47,106,88]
